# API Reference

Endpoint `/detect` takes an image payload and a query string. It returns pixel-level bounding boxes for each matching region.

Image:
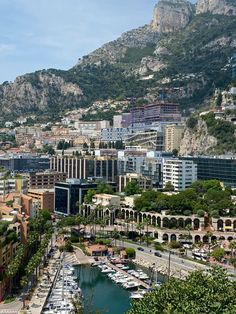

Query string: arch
[228,236,233,242]
[219,236,225,241]
[134,212,138,222]
[125,210,130,219]
[185,218,192,228]
[193,219,200,230]
[147,215,152,223]
[169,218,177,229]
[194,235,201,243]
[152,216,156,226]
[143,214,147,221]
[225,219,232,232]
[202,235,209,243]
[162,217,169,229]
[139,212,143,223]
[154,232,158,239]
[170,234,177,242]
[156,217,161,227]
[162,233,169,242]
[105,209,109,216]
[130,211,134,219]
[177,218,184,229]
[217,219,223,231]
[211,235,217,243]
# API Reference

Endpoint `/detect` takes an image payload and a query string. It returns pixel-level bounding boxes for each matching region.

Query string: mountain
[0,0,236,121]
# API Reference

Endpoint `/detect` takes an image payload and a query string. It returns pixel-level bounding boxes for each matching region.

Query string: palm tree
[229,240,236,258]
[205,231,213,257]
[143,218,151,247]
[137,222,144,245]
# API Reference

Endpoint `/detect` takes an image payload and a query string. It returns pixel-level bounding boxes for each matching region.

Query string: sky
[0,0,196,83]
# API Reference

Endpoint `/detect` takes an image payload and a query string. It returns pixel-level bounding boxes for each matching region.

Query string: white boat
[123,281,140,289]
[101,267,115,273]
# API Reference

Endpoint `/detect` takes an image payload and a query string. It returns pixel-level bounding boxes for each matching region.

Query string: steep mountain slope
[0,0,236,120]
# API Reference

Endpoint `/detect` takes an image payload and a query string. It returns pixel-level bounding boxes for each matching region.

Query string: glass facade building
[180,156,236,187]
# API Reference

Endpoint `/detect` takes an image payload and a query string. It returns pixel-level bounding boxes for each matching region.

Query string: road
[117,240,236,278]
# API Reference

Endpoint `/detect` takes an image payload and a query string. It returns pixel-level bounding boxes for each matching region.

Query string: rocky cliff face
[179,119,218,155]
[196,0,236,15]
[151,0,195,33]
[77,25,160,66]
[0,71,83,117]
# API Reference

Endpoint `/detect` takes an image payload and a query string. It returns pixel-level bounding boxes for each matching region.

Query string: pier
[106,262,150,289]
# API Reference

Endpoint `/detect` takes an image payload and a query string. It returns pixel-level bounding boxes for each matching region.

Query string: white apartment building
[0,178,28,196]
[163,159,197,191]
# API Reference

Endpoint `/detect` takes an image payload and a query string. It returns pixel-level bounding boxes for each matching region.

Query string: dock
[106,262,150,289]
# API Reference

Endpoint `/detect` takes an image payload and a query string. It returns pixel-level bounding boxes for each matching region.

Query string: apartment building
[0,178,28,196]
[118,173,152,192]
[164,124,184,152]
[27,188,54,212]
[131,102,181,130]
[163,159,197,191]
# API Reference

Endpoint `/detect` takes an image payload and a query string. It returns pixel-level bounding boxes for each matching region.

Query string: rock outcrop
[179,119,218,155]
[0,71,83,116]
[151,0,195,33]
[196,0,236,16]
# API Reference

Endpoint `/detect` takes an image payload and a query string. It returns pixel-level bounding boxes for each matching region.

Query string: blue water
[74,264,166,314]
[75,264,131,314]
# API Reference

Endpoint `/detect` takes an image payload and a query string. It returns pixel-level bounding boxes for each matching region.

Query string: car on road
[154,251,162,257]
[137,247,144,251]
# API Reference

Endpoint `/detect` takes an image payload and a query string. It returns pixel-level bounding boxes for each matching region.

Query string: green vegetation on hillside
[51,63,149,107]
[121,45,156,64]
[202,112,236,152]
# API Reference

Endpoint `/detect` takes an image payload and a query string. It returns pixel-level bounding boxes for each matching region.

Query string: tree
[124,181,141,196]
[211,247,225,262]
[164,181,174,192]
[97,182,114,194]
[84,189,96,203]
[125,248,135,259]
[127,267,236,314]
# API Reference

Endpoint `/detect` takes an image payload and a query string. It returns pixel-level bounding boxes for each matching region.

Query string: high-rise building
[50,156,118,182]
[163,159,197,191]
[164,124,184,152]
[131,103,181,130]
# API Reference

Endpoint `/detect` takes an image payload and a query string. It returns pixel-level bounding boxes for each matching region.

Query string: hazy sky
[0,0,196,83]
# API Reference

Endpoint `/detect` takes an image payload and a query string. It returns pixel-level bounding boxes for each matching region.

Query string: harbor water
[74,263,165,314]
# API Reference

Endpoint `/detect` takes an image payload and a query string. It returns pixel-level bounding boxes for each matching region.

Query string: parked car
[154,251,162,257]
[137,247,144,251]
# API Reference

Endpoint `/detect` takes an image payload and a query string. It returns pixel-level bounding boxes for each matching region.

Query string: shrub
[125,247,136,259]
[169,241,181,249]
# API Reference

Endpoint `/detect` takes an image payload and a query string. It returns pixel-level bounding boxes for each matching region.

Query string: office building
[164,124,184,152]
[0,154,50,173]
[180,156,236,187]
[163,159,197,191]
[27,171,67,189]
[50,156,118,182]
[54,179,97,216]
